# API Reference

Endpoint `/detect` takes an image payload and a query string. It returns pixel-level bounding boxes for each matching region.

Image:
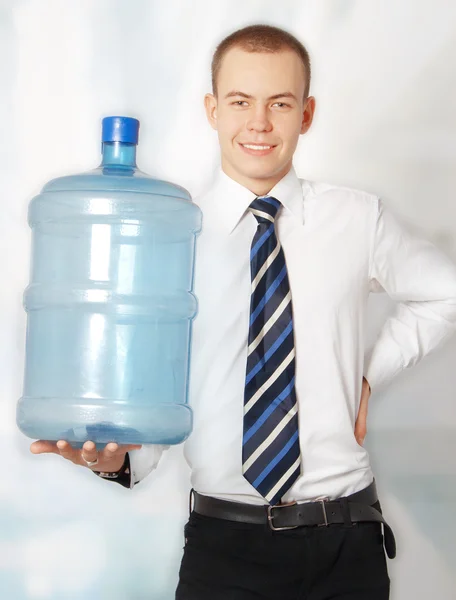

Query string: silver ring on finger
[81,451,99,467]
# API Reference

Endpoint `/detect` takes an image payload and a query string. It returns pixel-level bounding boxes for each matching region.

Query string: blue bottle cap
[102,116,140,144]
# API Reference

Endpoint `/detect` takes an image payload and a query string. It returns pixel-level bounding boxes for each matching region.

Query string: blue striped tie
[242,195,301,506]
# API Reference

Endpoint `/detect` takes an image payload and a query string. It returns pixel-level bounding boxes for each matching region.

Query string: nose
[246,106,273,133]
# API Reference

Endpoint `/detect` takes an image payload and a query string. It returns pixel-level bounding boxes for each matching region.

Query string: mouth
[238,142,277,156]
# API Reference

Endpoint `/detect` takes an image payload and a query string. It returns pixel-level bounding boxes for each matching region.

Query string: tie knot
[249,196,281,224]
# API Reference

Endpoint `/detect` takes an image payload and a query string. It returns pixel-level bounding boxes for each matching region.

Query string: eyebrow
[224,90,298,102]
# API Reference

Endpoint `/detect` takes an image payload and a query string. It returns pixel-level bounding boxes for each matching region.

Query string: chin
[223,152,286,181]
[245,166,284,179]
[234,160,279,175]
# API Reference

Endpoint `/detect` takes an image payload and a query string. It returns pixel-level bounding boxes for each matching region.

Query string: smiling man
[31,23,456,600]
[154,24,456,599]
[205,43,314,195]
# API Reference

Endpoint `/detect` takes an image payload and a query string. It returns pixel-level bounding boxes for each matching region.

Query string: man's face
[204,47,315,195]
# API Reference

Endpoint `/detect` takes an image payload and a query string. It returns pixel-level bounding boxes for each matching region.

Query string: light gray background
[1,1,456,598]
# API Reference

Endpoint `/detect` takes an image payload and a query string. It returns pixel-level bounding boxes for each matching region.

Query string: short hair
[211,24,311,102]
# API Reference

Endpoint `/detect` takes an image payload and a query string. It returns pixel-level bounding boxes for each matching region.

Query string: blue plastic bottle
[17,116,202,447]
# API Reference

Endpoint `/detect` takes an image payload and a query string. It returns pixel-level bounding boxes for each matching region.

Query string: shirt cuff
[364,340,405,392]
[128,444,169,488]
[93,452,132,488]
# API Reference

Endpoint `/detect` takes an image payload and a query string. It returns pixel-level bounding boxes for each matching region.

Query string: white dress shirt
[128,165,456,504]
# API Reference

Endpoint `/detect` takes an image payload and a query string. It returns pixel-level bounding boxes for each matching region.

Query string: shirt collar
[202,164,304,234]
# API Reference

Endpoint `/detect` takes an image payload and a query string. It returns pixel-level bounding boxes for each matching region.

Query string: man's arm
[364,197,456,391]
[31,439,169,488]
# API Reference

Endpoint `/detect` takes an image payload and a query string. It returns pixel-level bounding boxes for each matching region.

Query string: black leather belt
[190,478,396,559]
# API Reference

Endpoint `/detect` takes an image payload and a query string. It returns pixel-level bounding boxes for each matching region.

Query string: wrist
[94,453,129,479]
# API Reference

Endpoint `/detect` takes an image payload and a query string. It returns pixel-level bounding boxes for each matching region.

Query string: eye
[230,100,291,108]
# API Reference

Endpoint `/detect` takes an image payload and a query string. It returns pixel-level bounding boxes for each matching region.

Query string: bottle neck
[101,142,137,167]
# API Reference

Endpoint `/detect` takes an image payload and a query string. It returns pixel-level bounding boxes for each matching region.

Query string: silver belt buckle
[267,500,298,531]
[314,496,330,526]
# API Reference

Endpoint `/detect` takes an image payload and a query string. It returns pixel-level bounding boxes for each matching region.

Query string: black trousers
[175,499,390,600]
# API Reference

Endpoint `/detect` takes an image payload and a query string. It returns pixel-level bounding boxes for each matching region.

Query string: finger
[99,442,141,460]
[101,443,142,456]
[102,442,119,460]
[56,440,80,461]
[30,440,60,455]
[80,440,98,464]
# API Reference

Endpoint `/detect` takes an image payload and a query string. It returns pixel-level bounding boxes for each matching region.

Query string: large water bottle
[17,116,202,447]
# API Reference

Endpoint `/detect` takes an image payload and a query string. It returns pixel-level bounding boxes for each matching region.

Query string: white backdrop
[1,1,456,598]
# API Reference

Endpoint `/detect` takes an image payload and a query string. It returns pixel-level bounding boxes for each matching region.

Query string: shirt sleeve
[127,444,170,489]
[364,197,456,392]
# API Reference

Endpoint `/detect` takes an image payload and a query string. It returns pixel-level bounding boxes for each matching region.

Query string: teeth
[243,144,272,150]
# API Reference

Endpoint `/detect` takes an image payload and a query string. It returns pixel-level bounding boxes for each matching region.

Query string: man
[31,24,456,599]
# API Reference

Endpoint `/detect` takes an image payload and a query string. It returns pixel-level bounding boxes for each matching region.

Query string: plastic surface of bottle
[17,116,202,447]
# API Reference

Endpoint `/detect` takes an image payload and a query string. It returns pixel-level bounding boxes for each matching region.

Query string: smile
[239,143,276,156]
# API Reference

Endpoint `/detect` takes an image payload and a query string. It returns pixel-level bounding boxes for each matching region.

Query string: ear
[204,93,218,130]
[300,96,316,135]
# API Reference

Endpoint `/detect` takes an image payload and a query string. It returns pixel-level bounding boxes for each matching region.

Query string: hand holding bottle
[30,440,142,473]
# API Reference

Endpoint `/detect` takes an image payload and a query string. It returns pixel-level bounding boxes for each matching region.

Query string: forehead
[217,47,305,96]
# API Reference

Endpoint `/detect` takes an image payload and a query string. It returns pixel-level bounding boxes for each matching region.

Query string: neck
[221,159,292,195]
[101,142,137,167]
